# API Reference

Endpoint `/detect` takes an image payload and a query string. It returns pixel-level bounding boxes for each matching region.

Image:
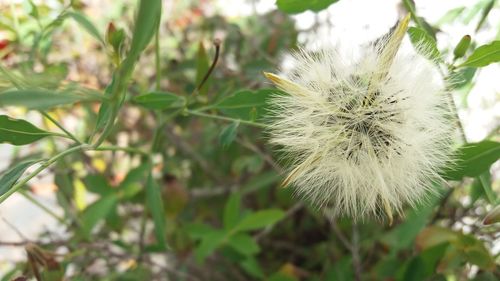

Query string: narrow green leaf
[449,67,476,89]
[80,194,118,238]
[240,256,265,279]
[196,42,210,95]
[215,89,275,121]
[276,0,339,14]
[0,159,41,196]
[475,0,495,31]
[0,115,53,145]
[0,89,101,109]
[407,27,441,61]
[133,92,185,110]
[127,0,162,60]
[146,172,167,249]
[219,121,239,148]
[443,141,500,180]
[459,41,500,67]
[234,209,285,232]
[66,11,104,44]
[223,193,241,229]
[227,233,260,256]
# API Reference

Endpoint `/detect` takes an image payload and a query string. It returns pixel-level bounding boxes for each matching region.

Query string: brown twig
[194,39,221,95]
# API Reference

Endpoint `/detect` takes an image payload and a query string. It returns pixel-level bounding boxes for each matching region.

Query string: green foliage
[64,11,105,45]
[146,171,167,249]
[215,89,275,121]
[443,141,500,180]
[276,0,340,14]
[0,115,53,145]
[407,27,441,61]
[459,40,500,67]
[219,121,240,148]
[0,159,41,196]
[133,91,186,110]
[80,194,118,238]
[0,89,102,109]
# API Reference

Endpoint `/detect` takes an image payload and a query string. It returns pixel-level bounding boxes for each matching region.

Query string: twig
[254,202,303,241]
[190,185,237,198]
[327,217,353,252]
[186,110,266,128]
[237,137,284,173]
[193,39,221,95]
[351,223,362,281]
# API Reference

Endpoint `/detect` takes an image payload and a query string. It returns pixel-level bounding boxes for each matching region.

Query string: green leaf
[80,194,118,238]
[219,121,239,148]
[407,27,441,61]
[459,41,500,67]
[215,89,274,121]
[195,42,210,95]
[0,89,101,109]
[226,233,260,256]
[83,174,114,196]
[443,141,500,180]
[449,67,476,89]
[146,172,167,249]
[133,92,186,110]
[66,11,104,44]
[0,115,53,145]
[223,193,241,230]
[276,0,339,14]
[127,0,162,61]
[0,159,41,197]
[234,209,285,232]
[195,229,225,262]
[240,256,264,279]
[185,223,216,240]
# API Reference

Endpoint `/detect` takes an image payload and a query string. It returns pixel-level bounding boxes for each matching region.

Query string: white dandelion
[264,15,454,223]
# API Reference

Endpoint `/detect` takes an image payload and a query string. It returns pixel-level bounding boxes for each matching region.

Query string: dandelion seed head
[265,17,454,222]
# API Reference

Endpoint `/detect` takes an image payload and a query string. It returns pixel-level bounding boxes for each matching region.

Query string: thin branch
[40,111,82,144]
[351,223,362,281]
[254,203,303,241]
[194,39,221,95]
[186,110,266,128]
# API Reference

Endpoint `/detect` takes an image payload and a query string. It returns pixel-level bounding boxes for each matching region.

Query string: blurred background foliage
[0,0,499,280]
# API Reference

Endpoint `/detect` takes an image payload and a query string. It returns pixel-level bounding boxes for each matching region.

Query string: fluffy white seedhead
[265,16,454,222]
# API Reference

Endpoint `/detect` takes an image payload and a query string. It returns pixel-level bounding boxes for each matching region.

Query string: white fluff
[265,18,454,222]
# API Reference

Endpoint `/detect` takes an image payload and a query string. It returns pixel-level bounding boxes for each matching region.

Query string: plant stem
[95,145,149,156]
[41,111,82,144]
[18,190,68,226]
[186,109,266,128]
[0,144,90,204]
[351,223,362,281]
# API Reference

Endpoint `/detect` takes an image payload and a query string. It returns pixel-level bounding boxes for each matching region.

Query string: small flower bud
[453,35,471,59]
